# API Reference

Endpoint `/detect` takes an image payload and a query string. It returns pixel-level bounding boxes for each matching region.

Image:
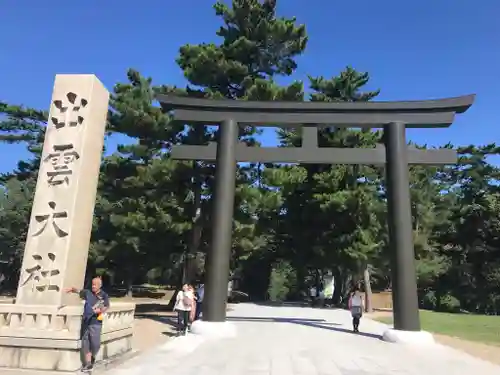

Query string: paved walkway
[108,303,500,375]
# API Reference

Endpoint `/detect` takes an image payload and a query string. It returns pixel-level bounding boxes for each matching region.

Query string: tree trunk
[363,265,373,313]
[295,264,307,300]
[314,269,321,297]
[334,268,352,307]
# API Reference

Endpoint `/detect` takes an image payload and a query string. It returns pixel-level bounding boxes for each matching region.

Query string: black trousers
[177,310,190,333]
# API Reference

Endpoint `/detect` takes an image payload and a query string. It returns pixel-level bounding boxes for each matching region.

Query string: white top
[197,285,205,303]
[174,290,194,311]
[309,287,317,297]
[350,294,363,307]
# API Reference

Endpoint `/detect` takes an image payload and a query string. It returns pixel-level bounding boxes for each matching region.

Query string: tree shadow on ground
[254,301,311,308]
[228,316,382,340]
[135,314,178,329]
[253,301,344,310]
[135,303,175,314]
[161,331,179,338]
[228,316,340,324]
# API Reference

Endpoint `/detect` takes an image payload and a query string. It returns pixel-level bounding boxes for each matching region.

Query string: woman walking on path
[174,284,196,335]
[348,285,364,333]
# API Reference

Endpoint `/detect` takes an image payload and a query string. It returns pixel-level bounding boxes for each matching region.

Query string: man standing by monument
[65,277,110,372]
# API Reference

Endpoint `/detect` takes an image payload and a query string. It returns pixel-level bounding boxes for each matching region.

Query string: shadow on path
[135,303,174,314]
[228,316,339,324]
[228,316,382,340]
[135,314,178,329]
[161,331,179,338]
[135,314,382,341]
[253,301,343,310]
[253,301,311,308]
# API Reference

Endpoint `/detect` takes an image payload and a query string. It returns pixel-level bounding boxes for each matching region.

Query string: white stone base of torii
[0,75,135,374]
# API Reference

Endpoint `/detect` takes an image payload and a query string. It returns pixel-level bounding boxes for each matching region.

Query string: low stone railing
[0,302,136,336]
[0,304,84,340]
[0,302,135,372]
[99,302,136,359]
[102,302,135,333]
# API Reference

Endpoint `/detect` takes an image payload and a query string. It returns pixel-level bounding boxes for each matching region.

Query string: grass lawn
[375,310,500,345]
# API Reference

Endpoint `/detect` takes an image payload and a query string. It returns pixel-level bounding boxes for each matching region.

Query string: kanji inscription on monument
[32,201,69,238]
[15,75,110,306]
[44,143,80,186]
[51,92,88,129]
[21,252,61,292]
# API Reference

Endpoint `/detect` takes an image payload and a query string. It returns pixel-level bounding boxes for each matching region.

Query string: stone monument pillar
[0,75,135,374]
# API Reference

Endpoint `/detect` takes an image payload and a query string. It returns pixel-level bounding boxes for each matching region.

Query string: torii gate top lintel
[157,94,475,128]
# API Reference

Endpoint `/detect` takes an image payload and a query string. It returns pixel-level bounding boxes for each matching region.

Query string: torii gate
[158,94,474,342]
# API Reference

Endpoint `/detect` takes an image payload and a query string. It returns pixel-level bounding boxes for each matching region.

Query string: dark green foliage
[0,102,46,182]
[178,0,307,99]
[267,261,296,302]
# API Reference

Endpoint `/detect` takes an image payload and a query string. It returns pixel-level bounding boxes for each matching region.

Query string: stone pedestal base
[190,320,237,339]
[0,340,80,374]
[382,328,435,345]
[0,303,135,373]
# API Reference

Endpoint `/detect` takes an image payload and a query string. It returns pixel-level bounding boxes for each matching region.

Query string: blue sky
[0,0,498,173]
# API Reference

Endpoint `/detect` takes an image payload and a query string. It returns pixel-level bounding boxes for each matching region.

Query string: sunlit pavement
[107,303,500,375]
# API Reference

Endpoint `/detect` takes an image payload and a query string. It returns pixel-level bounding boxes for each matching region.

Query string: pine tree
[0,102,46,182]
[276,67,382,302]
[95,70,190,292]
[174,0,308,283]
